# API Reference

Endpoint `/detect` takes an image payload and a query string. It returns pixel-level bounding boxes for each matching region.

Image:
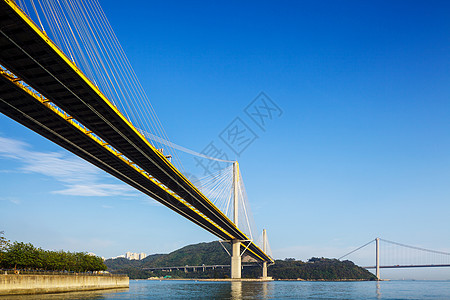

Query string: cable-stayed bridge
[339,238,450,280]
[0,0,273,279]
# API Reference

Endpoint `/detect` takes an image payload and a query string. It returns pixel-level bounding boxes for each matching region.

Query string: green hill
[245,257,377,280]
[105,242,232,278]
[106,242,229,271]
[105,242,376,281]
[142,241,230,267]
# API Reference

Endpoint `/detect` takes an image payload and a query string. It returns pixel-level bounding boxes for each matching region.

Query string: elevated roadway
[0,0,273,264]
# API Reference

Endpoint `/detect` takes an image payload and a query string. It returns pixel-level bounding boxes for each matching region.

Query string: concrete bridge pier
[262,261,267,278]
[261,229,268,279]
[231,161,242,279]
[231,239,242,279]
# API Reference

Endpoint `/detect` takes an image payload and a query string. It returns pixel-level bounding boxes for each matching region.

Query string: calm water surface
[3,280,450,299]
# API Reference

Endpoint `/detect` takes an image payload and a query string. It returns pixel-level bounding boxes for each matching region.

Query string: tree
[0,237,107,272]
[2,242,37,269]
[284,258,295,261]
[0,231,9,251]
[0,231,10,266]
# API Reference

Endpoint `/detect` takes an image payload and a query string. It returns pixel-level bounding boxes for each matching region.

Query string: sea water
[3,280,450,299]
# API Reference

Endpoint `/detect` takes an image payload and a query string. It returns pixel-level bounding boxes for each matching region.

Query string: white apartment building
[125,252,147,260]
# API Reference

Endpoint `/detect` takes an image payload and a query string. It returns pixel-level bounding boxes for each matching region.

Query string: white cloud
[0,136,27,159]
[53,183,136,197]
[0,170,21,174]
[140,197,164,206]
[0,197,21,205]
[0,135,137,197]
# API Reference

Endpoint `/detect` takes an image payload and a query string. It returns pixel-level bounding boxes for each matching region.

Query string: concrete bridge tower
[231,161,241,279]
[262,229,268,278]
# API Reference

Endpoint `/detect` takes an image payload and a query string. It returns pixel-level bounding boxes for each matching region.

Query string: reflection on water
[230,281,273,299]
[2,279,450,299]
[230,281,242,299]
[376,282,381,299]
[262,281,269,298]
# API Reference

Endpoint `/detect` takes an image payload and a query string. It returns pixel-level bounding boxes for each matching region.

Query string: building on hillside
[87,252,106,261]
[110,254,125,260]
[125,252,147,260]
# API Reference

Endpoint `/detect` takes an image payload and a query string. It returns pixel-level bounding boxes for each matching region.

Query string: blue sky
[1,0,450,279]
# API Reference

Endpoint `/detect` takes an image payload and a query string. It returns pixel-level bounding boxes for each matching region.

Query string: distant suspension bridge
[339,238,450,280]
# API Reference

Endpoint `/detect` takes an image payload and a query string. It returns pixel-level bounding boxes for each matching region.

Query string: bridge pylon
[231,161,241,279]
[376,237,380,280]
[262,229,268,278]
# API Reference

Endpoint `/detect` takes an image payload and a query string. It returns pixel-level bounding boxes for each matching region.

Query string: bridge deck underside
[0,73,232,241]
[0,0,272,263]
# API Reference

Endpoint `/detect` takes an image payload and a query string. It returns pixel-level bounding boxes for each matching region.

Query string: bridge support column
[262,229,268,279]
[231,161,242,279]
[376,237,380,280]
[231,239,242,279]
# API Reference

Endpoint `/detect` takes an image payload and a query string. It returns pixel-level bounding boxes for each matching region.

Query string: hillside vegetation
[105,242,231,279]
[246,257,376,280]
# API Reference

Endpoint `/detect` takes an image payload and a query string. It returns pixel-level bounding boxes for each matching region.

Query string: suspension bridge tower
[262,229,268,278]
[231,161,242,279]
[376,237,380,280]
